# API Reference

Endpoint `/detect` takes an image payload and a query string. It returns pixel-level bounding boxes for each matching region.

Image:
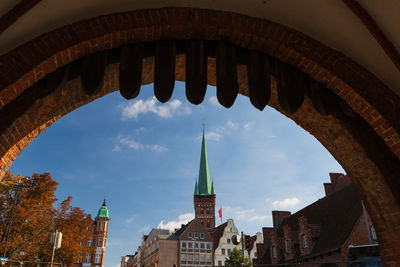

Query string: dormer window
[301,234,308,248]
[284,240,290,253]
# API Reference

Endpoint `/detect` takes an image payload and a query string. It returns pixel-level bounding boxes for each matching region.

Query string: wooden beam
[247,50,271,111]
[81,52,107,95]
[185,40,207,105]
[342,0,400,72]
[154,40,176,103]
[0,0,41,35]
[216,41,238,108]
[119,44,143,100]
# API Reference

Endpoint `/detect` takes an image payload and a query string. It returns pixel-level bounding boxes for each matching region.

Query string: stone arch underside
[0,8,399,265]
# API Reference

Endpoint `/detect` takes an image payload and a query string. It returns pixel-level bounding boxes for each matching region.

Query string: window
[254,252,257,257]
[222,248,226,255]
[285,240,290,253]
[206,254,212,263]
[194,242,199,249]
[371,225,378,241]
[301,234,308,248]
[206,243,211,250]
[200,243,205,250]
[272,246,276,258]
[98,237,103,247]
[100,222,104,231]
[182,242,187,248]
[227,249,231,255]
[227,238,231,244]
[95,254,101,264]
[88,239,92,247]
[230,227,232,232]
[85,253,91,263]
[194,232,198,238]
[188,242,193,249]
[218,260,222,266]
[181,253,187,261]
[200,232,205,239]
[194,254,199,261]
[187,253,193,261]
[188,232,193,238]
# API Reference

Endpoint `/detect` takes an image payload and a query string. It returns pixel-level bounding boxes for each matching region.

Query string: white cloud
[115,136,167,152]
[272,197,301,209]
[243,122,253,129]
[227,120,239,128]
[158,213,194,232]
[248,215,271,222]
[120,97,191,120]
[125,215,136,223]
[208,96,219,106]
[223,206,255,220]
[205,131,222,141]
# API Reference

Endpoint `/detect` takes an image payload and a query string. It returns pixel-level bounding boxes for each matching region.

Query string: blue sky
[10,82,344,267]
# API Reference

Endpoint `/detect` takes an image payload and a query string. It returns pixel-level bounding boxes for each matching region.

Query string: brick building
[254,174,378,266]
[74,199,110,267]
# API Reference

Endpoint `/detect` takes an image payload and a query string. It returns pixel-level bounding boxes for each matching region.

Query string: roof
[277,184,362,259]
[249,235,257,251]
[143,228,170,245]
[194,130,214,196]
[210,222,228,249]
[96,199,110,219]
[167,220,193,240]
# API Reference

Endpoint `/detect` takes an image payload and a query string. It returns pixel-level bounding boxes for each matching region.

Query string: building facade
[212,219,241,266]
[75,199,110,267]
[254,174,378,266]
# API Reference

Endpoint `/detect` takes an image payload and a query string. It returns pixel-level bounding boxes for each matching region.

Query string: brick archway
[0,8,399,265]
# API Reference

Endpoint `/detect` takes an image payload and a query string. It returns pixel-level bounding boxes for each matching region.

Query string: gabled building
[254,174,378,266]
[211,219,241,266]
[141,228,177,267]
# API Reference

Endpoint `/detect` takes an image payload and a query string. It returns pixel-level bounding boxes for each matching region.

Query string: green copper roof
[194,130,214,196]
[96,199,110,219]
[211,180,215,195]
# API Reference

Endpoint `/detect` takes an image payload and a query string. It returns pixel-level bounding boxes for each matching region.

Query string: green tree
[225,247,252,266]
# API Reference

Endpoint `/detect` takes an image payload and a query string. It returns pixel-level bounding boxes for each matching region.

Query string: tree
[0,172,94,266]
[225,247,252,266]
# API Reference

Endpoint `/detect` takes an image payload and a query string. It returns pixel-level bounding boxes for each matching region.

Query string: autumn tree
[0,172,94,266]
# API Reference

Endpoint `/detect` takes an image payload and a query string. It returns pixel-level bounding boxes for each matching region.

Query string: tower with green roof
[194,130,216,230]
[93,199,110,267]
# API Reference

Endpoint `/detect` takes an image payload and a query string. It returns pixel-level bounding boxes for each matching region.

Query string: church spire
[196,129,214,195]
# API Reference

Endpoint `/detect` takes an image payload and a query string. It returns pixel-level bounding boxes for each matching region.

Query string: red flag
[218,208,222,219]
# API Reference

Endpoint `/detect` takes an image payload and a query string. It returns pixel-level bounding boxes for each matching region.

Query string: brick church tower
[194,130,216,230]
[92,199,110,266]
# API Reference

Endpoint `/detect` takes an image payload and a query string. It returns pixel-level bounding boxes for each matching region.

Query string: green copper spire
[96,198,110,219]
[194,180,199,195]
[195,130,214,195]
[211,180,215,195]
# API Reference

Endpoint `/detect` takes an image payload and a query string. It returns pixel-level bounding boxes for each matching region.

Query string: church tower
[93,199,110,267]
[194,130,216,230]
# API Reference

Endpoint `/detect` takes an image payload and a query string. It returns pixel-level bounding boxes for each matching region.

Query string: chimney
[272,211,291,230]
[324,182,333,196]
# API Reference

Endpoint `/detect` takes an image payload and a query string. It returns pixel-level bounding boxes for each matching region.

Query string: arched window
[272,246,277,258]
[301,234,308,248]
[284,240,290,253]
[370,225,378,241]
